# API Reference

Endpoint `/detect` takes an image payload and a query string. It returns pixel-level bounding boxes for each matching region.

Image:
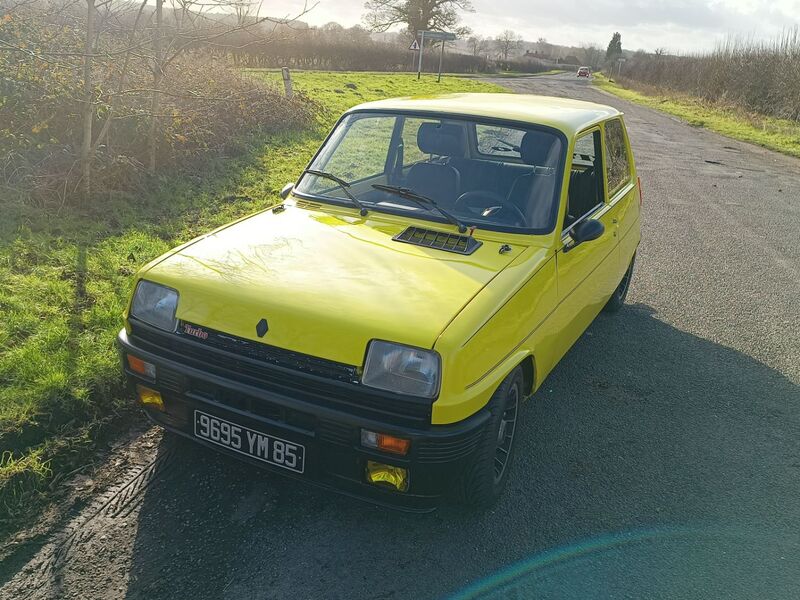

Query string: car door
[602,116,640,276]
[552,127,621,357]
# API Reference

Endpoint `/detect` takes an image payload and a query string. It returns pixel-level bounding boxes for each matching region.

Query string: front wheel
[604,254,636,313]
[457,366,523,509]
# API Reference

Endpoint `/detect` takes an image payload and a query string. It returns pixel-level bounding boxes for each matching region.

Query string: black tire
[458,366,523,509]
[603,254,636,313]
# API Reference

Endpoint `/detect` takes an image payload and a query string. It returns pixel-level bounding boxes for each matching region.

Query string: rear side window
[604,119,631,195]
[475,124,526,160]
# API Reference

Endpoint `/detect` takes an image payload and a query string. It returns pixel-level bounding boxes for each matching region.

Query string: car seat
[406,123,464,207]
[506,131,560,227]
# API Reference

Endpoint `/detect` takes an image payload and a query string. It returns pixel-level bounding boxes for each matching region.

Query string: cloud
[266,0,800,52]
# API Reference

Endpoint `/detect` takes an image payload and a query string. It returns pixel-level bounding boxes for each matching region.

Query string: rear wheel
[458,366,523,509]
[604,254,636,313]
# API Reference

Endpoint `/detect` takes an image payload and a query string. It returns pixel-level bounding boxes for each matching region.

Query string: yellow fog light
[365,460,408,492]
[136,384,164,411]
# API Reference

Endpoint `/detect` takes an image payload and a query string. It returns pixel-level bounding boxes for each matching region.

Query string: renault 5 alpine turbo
[119,93,641,510]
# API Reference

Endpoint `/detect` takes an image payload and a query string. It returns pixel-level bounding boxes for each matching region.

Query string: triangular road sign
[409,39,420,51]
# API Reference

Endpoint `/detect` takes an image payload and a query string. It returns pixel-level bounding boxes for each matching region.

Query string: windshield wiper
[488,135,520,153]
[302,169,368,216]
[372,184,468,233]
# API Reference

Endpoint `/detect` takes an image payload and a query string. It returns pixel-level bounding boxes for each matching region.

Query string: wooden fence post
[281,67,293,99]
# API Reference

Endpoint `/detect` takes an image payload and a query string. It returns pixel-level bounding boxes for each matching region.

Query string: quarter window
[604,119,631,195]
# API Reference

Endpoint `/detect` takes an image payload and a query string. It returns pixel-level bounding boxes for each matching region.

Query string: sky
[268,0,800,53]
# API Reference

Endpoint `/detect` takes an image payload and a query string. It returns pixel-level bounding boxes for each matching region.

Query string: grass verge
[0,71,504,534]
[593,74,800,158]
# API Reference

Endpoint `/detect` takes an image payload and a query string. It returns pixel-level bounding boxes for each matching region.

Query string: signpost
[415,30,457,81]
[616,57,627,77]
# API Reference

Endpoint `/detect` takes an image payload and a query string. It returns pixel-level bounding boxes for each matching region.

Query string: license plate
[193,410,305,473]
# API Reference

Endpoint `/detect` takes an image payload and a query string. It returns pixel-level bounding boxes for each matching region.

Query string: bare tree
[148,0,163,174]
[535,36,551,58]
[494,29,521,62]
[80,0,96,199]
[467,34,488,57]
[2,0,315,201]
[232,0,257,27]
[363,0,473,36]
[581,44,604,69]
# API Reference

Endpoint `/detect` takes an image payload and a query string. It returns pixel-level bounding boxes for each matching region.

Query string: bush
[618,29,800,121]
[234,36,490,73]
[0,7,317,209]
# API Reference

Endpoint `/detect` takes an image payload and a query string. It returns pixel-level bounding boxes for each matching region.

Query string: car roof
[346,93,621,137]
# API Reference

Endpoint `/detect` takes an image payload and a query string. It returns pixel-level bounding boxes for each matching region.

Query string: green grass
[593,73,800,158]
[0,71,504,527]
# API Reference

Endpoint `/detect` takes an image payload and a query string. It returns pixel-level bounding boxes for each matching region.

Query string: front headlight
[362,341,440,398]
[130,280,178,332]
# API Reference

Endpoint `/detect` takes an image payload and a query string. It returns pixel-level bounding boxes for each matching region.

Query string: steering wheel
[454,191,527,226]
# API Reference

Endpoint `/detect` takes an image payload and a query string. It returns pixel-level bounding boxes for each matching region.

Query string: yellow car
[119,93,641,510]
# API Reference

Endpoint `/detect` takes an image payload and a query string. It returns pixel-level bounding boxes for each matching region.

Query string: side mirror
[279,182,294,200]
[565,219,604,252]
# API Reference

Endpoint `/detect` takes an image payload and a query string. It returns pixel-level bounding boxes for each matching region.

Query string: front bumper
[118,328,489,511]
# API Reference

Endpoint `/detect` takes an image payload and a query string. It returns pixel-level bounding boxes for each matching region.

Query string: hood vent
[393,226,482,255]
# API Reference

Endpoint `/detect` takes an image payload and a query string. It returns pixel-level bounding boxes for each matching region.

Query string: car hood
[142,202,532,366]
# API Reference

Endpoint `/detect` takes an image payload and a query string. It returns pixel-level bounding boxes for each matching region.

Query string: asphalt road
[2,73,799,600]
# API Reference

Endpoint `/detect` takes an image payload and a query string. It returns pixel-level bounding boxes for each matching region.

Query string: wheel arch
[519,354,536,398]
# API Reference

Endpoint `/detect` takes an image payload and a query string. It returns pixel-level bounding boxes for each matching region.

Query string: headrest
[520,130,556,165]
[417,122,465,157]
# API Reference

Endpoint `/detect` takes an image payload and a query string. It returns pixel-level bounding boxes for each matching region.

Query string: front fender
[432,247,557,424]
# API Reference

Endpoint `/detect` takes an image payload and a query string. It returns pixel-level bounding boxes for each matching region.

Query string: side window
[322,115,395,182]
[573,132,596,164]
[565,130,603,229]
[604,118,631,196]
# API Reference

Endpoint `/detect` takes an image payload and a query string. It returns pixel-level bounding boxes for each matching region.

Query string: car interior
[304,116,605,233]
[392,121,602,232]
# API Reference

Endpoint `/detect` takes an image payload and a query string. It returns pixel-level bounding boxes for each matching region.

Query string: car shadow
[122,303,800,600]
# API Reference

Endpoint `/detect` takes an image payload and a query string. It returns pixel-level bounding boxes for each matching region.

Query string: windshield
[295,112,565,233]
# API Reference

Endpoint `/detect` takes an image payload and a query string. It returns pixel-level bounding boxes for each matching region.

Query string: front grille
[177,321,359,384]
[129,319,433,427]
[189,379,317,433]
[393,226,482,255]
[317,421,354,446]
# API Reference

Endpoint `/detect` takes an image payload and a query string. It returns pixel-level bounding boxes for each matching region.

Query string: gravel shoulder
[1,73,798,600]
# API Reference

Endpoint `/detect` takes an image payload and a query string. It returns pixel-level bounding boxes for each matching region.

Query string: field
[594,74,800,159]
[0,71,504,525]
